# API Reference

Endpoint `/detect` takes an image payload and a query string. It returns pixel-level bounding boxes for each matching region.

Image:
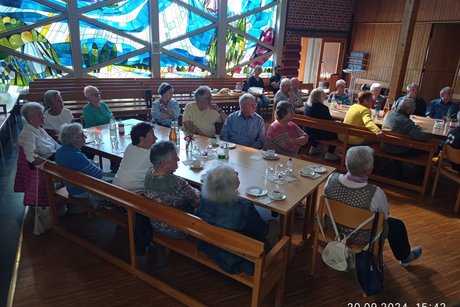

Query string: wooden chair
[311,195,385,276]
[431,143,460,212]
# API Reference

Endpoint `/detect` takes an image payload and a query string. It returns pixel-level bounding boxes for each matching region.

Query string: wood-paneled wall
[351,0,460,99]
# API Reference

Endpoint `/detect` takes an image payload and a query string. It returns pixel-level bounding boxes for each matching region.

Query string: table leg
[295,187,319,253]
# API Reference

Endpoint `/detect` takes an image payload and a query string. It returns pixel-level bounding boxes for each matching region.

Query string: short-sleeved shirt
[82,102,112,128]
[43,108,74,133]
[112,144,151,194]
[182,102,221,137]
[18,123,60,162]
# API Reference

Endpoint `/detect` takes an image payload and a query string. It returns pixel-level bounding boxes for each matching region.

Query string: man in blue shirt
[393,83,426,116]
[426,86,459,119]
[220,94,265,149]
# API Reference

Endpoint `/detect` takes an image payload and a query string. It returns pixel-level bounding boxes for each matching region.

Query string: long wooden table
[83,119,336,241]
[296,102,453,139]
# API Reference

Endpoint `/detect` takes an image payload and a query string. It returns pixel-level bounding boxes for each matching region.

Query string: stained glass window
[0,0,280,85]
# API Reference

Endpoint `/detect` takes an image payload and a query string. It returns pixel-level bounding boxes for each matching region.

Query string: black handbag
[355,213,384,296]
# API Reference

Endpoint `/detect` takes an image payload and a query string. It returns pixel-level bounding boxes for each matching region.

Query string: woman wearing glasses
[82,85,113,128]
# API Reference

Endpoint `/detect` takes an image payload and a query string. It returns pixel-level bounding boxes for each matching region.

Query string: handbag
[33,166,51,235]
[355,213,384,296]
[318,198,376,272]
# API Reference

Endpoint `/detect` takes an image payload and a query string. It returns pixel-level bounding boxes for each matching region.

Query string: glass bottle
[383,99,390,116]
[118,120,125,135]
[286,158,294,176]
[169,120,177,143]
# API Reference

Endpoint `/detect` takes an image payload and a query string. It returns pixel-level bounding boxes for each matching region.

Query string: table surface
[83,119,336,217]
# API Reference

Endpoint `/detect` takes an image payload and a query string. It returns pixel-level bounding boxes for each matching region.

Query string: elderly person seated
[113,122,157,194]
[151,82,180,127]
[324,146,422,267]
[290,77,304,107]
[274,78,292,106]
[269,65,282,94]
[381,97,431,155]
[265,101,308,157]
[393,83,426,116]
[198,165,278,275]
[42,90,74,140]
[219,94,265,149]
[446,111,460,173]
[55,123,103,208]
[182,86,227,137]
[246,65,270,112]
[82,85,113,128]
[426,86,459,120]
[369,83,386,111]
[304,88,339,160]
[338,91,384,145]
[327,79,351,106]
[144,140,200,239]
[18,102,60,165]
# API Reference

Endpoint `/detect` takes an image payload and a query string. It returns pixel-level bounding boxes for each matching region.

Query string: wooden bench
[40,161,290,307]
[292,114,439,194]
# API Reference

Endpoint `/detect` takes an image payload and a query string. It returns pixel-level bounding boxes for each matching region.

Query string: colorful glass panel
[87,51,151,78]
[0,1,64,27]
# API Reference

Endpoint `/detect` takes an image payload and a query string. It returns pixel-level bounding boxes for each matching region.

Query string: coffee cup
[271,189,284,199]
[191,160,201,168]
[266,149,275,157]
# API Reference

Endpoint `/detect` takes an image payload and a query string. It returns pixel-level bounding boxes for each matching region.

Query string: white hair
[336,79,346,87]
[370,83,382,91]
[345,146,375,177]
[201,165,238,204]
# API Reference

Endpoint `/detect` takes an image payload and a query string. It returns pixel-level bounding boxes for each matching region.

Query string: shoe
[400,247,422,267]
[309,146,320,155]
[325,152,340,161]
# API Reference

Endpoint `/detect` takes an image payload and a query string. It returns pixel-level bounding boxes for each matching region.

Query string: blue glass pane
[0,1,63,27]
[83,0,150,36]
[231,0,276,17]
[77,0,108,9]
[46,0,67,7]
[160,54,210,78]
[159,1,214,43]
[80,20,145,69]
[88,51,151,78]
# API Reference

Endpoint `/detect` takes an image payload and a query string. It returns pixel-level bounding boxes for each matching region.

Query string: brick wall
[281,0,356,75]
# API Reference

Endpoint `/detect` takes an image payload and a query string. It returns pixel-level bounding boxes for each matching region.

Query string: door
[419,24,460,102]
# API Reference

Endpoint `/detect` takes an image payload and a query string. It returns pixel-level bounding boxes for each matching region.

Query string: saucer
[299,171,321,179]
[246,186,268,197]
[190,164,203,170]
[221,142,236,149]
[262,152,279,160]
[307,165,327,173]
[268,191,287,200]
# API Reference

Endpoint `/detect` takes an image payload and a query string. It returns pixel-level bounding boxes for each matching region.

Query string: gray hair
[60,123,83,146]
[406,83,418,91]
[396,97,415,114]
[345,146,374,177]
[440,86,452,96]
[43,90,61,109]
[193,85,211,101]
[336,79,346,87]
[149,140,176,169]
[238,93,256,108]
[201,165,238,203]
[457,111,460,123]
[21,102,44,121]
[370,83,382,91]
[306,88,325,107]
[280,78,292,88]
[275,101,294,120]
[253,65,262,73]
[83,85,99,98]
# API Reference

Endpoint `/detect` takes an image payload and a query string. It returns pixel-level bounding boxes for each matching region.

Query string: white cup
[267,149,275,157]
[210,138,218,146]
[271,189,284,199]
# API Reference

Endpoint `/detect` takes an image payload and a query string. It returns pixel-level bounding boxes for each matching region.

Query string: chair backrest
[319,196,385,251]
[444,144,460,164]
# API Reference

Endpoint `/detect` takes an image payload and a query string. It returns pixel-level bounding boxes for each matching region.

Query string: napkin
[250,155,263,160]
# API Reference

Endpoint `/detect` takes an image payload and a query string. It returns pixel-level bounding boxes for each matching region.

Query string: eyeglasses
[91,92,101,97]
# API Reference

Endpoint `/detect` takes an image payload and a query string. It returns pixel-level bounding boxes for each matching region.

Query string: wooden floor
[10,175,460,307]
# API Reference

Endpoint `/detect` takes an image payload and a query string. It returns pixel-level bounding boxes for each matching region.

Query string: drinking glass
[110,135,119,150]
[93,132,102,145]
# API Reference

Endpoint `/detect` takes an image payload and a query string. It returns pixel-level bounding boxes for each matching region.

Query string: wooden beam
[388,0,421,104]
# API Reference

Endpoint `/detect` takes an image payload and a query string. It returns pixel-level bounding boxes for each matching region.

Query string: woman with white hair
[55,123,103,208]
[151,82,180,127]
[18,101,60,165]
[369,83,386,110]
[327,79,351,105]
[381,97,431,155]
[304,88,339,160]
[82,85,113,128]
[246,65,271,112]
[43,90,74,140]
[324,146,422,267]
[144,140,200,239]
[198,165,278,275]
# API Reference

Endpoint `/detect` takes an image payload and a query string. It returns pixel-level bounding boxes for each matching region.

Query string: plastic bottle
[109,115,117,134]
[286,158,294,176]
[383,99,390,116]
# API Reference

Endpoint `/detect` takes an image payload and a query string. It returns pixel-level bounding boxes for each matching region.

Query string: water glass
[265,167,275,179]
[93,132,102,145]
[110,135,119,150]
